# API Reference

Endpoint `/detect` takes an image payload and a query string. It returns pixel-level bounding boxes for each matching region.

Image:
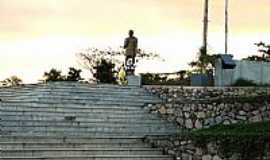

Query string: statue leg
[132,56,135,65]
[125,56,129,66]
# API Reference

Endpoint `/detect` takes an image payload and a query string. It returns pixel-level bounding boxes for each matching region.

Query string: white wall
[215,59,270,86]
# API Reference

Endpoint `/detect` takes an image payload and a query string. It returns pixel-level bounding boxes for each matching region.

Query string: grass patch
[191,121,270,137]
[188,122,270,159]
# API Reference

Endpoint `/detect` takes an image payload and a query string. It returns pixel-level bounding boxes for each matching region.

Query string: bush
[141,73,190,85]
[233,78,257,86]
[191,121,270,160]
[94,59,117,84]
[1,76,23,86]
[43,67,83,82]
[66,67,83,81]
[43,68,65,82]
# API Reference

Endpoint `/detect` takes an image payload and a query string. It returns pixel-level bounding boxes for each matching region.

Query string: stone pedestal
[127,75,141,87]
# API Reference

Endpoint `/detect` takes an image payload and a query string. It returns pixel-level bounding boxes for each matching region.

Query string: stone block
[127,75,141,87]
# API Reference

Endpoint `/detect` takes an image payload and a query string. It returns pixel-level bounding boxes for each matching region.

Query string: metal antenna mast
[203,0,209,55]
[225,0,229,54]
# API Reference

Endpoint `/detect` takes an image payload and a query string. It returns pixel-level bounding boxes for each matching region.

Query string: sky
[0,0,270,83]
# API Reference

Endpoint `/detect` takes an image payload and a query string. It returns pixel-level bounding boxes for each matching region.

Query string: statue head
[128,30,134,37]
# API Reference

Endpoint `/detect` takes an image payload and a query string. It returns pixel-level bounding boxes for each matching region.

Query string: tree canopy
[243,42,270,62]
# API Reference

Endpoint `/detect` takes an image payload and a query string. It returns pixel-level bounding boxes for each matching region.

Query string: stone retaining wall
[144,86,270,129]
[143,86,270,160]
[145,135,270,160]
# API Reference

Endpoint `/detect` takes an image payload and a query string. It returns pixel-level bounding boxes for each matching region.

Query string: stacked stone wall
[145,86,270,129]
[143,86,270,160]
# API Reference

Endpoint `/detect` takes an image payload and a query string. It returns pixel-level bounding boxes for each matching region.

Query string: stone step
[0,91,158,99]
[1,155,173,160]
[0,92,157,100]
[0,136,145,143]
[1,120,175,128]
[0,82,174,160]
[2,148,163,157]
[2,124,177,133]
[0,92,152,100]
[0,98,159,105]
[2,127,178,138]
[0,105,147,114]
[1,142,150,149]
[0,91,151,99]
[2,131,176,137]
[0,82,144,89]
[0,92,153,100]
[1,96,162,104]
[0,115,165,124]
[4,82,144,90]
[0,85,148,95]
[2,99,147,106]
[1,101,144,108]
[0,110,161,119]
[45,82,143,89]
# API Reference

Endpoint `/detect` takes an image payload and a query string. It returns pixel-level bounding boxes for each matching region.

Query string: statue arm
[124,38,128,49]
[135,38,138,49]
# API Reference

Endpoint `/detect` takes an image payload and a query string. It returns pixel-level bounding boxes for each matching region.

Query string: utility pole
[203,0,209,55]
[225,0,229,54]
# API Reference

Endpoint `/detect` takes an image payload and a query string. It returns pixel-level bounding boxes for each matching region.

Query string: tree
[243,42,270,62]
[76,47,160,83]
[94,59,116,83]
[43,68,65,82]
[66,67,83,81]
[189,47,218,74]
[1,76,22,86]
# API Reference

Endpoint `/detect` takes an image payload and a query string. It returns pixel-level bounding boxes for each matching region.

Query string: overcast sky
[0,0,270,82]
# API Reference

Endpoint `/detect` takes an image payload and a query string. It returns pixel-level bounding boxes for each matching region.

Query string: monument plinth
[127,75,141,87]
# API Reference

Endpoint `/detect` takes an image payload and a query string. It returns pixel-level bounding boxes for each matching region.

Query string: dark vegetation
[192,121,270,136]
[43,67,83,82]
[189,121,270,160]
[0,76,22,86]
[232,78,270,87]
[93,59,116,84]
[232,78,257,86]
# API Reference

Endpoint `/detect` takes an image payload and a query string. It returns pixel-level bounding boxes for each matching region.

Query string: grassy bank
[192,121,270,137]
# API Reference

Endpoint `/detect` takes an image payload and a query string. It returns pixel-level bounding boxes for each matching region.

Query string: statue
[124,30,138,74]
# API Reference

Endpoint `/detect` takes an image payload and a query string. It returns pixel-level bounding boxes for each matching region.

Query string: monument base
[127,75,141,87]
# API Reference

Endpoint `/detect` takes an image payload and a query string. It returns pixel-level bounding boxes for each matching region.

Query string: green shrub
[190,121,270,160]
[233,78,257,86]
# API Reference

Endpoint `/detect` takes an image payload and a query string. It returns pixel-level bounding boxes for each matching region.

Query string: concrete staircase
[0,82,177,160]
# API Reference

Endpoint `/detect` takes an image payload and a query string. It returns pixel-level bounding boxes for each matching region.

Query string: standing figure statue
[124,30,138,74]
